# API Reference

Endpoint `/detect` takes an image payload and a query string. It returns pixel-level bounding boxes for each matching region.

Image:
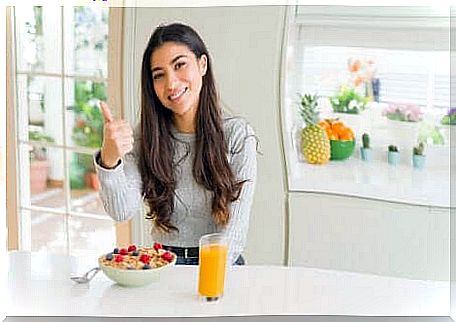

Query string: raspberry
[114,255,123,263]
[119,248,128,255]
[153,242,163,251]
[139,254,151,264]
[161,251,173,262]
[127,245,137,252]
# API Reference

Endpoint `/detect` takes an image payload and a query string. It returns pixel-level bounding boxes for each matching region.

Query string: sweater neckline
[171,124,196,142]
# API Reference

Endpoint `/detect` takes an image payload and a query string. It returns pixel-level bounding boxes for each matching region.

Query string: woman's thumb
[99,101,114,123]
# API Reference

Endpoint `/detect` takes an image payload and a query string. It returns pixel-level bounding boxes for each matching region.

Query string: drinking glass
[198,233,228,302]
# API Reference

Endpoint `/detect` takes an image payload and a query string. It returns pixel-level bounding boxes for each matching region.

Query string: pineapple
[299,94,330,164]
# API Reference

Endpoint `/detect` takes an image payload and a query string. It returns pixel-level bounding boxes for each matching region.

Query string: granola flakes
[99,245,175,270]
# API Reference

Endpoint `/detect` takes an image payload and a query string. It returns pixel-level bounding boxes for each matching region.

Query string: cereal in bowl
[99,243,176,270]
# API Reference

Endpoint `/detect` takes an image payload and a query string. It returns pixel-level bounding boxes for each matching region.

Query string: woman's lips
[169,87,187,101]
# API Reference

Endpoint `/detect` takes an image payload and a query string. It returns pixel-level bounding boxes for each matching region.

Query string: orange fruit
[339,133,352,141]
[319,120,330,130]
[332,122,346,136]
[338,127,354,141]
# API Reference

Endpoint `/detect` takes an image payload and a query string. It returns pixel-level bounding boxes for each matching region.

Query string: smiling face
[150,42,207,126]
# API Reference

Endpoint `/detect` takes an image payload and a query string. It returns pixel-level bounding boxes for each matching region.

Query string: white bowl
[98,255,176,287]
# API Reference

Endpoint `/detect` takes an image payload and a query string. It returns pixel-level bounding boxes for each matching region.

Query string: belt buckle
[184,248,188,259]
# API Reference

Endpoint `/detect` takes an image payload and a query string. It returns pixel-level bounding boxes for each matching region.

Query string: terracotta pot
[30,160,49,194]
[85,172,100,191]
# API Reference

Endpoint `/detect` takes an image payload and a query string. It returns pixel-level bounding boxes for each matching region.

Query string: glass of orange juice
[198,233,228,302]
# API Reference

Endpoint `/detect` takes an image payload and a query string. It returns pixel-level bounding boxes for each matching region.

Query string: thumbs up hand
[99,101,134,168]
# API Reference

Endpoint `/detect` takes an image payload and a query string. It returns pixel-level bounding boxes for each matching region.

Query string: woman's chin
[171,104,196,117]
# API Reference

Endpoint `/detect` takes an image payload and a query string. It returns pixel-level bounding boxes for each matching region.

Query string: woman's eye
[175,62,186,69]
[153,73,163,80]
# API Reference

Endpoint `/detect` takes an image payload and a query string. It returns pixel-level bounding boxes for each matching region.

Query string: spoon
[70,267,100,284]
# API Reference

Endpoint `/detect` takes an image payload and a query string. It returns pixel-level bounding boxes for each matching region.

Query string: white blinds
[292,6,451,112]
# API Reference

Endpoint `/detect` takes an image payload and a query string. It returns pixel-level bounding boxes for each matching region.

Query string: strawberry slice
[114,255,124,263]
[153,242,162,251]
[127,244,137,252]
[161,251,173,262]
[119,248,128,255]
[139,254,151,264]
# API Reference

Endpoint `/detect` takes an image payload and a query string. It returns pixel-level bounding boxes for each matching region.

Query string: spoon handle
[86,267,100,281]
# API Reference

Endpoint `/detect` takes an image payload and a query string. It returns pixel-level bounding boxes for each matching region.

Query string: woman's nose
[166,72,178,90]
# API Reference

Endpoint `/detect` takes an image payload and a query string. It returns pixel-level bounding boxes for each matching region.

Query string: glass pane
[25,145,65,209]
[69,151,106,215]
[31,210,67,254]
[294,46,449,147]
[69,216,115,257]
[15,6,62,73]
[65,7,108,78]
[66,79,106,149]
[16,74,63,145]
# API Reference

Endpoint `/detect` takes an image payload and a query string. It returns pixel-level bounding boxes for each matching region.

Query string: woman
[95,23,257,265]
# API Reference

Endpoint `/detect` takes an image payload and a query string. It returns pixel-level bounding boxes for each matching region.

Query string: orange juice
[198,244,228,297]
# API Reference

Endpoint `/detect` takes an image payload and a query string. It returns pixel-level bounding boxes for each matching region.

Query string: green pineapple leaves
[299,93,320,126]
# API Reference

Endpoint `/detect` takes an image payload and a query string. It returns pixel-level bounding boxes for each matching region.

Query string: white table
[6,251,449,318]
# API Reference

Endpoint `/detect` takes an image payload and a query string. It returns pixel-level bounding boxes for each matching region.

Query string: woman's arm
[94,128,144,222]
[221,118,258,265]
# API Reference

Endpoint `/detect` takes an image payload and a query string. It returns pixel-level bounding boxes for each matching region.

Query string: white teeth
[169,88,186,100]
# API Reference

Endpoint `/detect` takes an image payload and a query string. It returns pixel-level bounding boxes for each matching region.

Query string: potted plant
[360,133,373,161]
[328,86,369,136]
[71,81,105,190]
[387,145,400,166]
[440,108,456,146]
[412,142,426,170]
[347,57,377,102]
[329,86,368,115]
[382,103,423,148]
[29,130,54,194]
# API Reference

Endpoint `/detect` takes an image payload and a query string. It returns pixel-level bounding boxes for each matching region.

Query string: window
[284,6,450,150]
[281,6,451,207]
[9,6,124,257]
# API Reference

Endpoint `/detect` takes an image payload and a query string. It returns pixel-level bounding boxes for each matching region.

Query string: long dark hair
[139,23,246,233]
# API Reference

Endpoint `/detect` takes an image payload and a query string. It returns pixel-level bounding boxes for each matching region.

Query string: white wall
[289,193,449,281]
[124,6,287,265]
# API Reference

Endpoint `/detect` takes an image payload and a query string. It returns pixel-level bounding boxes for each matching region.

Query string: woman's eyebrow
[151,54,188,72]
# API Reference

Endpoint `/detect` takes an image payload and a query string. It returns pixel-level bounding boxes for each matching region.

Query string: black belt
[163,245,199,259]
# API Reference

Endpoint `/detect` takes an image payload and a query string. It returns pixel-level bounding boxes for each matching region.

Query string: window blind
[292,6,450,112]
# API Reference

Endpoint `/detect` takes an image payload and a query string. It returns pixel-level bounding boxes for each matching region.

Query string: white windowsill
[287,151,451,208]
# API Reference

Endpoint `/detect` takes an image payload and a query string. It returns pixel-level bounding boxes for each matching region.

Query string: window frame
[6,6,130,252]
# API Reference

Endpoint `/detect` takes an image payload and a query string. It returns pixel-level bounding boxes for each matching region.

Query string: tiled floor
[29,187,116,257]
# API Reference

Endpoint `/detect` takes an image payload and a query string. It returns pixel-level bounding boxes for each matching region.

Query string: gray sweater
[95,116,257,265]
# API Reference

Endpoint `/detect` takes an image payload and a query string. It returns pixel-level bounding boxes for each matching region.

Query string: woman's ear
[199,54,208,76]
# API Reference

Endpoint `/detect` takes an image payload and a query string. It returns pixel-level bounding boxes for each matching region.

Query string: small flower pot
[360,147,373,161]
[387,151,400,166]
[85,172,101,191]
[412,155,426,169]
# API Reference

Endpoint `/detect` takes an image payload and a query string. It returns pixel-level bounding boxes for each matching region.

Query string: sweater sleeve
[94,127,144,222]
[220,119,258,265]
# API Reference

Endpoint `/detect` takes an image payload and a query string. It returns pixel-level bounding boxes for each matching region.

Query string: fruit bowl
[98,244,177,287]
[330,140,355,160]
